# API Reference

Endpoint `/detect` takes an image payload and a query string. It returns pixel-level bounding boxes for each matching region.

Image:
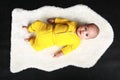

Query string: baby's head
[76,23,99,40]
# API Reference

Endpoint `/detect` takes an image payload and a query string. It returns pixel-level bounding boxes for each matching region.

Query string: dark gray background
[0,0,120,80]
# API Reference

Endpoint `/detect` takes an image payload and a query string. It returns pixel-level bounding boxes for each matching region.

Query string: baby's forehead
[88,25,98,31]
[88,25,99,38]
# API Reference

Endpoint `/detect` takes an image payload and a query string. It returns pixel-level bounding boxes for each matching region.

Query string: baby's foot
[24,38,30,42]
[22,26,29,33]
[24,36,34,42]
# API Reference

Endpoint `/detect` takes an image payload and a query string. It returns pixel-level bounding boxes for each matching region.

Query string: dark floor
[0,0,120,80]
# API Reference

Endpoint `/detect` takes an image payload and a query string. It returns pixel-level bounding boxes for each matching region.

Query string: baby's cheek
[82,34,88,39]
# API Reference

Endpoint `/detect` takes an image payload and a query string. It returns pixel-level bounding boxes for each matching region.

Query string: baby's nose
[81,30,87,34]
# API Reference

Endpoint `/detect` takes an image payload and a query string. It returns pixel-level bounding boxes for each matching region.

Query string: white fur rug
[10,4,114,73]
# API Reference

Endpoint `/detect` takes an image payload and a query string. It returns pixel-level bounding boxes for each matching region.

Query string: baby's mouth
[79,31,81,35]
[77,31,81,37]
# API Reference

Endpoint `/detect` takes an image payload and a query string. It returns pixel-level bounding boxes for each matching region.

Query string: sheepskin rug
[10,4,114,73]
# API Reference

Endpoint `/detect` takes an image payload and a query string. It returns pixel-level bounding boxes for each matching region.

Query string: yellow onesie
[28,18,81,55]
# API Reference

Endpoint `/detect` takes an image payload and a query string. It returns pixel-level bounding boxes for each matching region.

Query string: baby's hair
[88,23,100,38]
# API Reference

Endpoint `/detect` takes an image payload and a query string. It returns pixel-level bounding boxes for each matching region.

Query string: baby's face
[76,24,99,39]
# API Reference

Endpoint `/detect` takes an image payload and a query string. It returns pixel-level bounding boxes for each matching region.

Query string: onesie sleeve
[28,20,47,32]
[61,41,80,55]
[55,17,70,24]
[55,18,78,28]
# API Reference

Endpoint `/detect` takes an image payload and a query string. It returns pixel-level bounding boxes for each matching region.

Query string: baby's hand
[47,18,55,24]
[53,50,63,58]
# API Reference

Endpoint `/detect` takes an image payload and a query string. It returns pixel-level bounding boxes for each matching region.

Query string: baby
[23,17,99,57]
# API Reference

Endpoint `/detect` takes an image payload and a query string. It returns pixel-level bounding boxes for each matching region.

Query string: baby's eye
[85,27,87,31]
[86,33,88,37]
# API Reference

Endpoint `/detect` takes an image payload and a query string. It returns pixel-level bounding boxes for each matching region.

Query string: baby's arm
[47,17,70,24]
